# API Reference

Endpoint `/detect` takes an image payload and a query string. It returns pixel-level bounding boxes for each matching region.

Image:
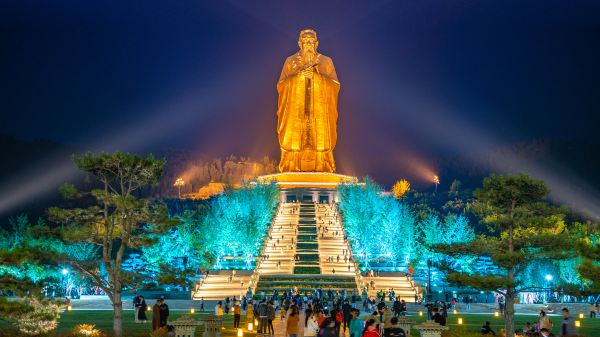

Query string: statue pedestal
[257,172,359,203]
[257,172,358,189]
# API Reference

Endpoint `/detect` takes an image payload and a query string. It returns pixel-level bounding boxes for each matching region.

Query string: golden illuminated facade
[277,29,339,173]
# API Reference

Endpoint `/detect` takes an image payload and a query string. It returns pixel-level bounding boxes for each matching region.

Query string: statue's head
[298,29,318,54]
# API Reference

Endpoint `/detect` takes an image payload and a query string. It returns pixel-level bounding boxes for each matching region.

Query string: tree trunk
[504,292,515,337]
[113,289,123,337]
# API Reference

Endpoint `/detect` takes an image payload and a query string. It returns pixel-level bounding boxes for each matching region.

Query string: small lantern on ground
[458,318,463,325]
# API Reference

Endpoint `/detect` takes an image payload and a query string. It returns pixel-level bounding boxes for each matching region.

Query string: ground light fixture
[238,329,243,337]
[457,318,463,325]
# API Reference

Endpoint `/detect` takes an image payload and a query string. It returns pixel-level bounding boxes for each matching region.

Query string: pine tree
[47,152,174,337]
[433,174,571,337]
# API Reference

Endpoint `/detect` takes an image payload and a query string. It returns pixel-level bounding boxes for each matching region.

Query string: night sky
[1,1,600,217]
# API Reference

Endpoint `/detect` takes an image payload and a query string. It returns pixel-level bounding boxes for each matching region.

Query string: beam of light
[382,83,600,221]
[0,67,252,215]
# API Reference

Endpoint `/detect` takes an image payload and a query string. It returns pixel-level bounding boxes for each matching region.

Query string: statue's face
[299,35,318,54]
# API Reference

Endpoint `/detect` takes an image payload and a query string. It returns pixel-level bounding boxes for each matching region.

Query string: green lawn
[0,311,598,337]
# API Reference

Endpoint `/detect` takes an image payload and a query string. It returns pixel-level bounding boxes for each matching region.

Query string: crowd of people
[244,296,408,337]
[132,291,598,337]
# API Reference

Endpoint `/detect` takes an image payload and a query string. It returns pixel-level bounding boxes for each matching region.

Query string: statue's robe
[277,52,340,172]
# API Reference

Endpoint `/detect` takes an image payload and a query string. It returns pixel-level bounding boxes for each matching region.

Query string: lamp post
[62,268,69,297]
[433,175,440,193]
[545,274,553,302]
[427,258,432,301]
[174,178,185,198]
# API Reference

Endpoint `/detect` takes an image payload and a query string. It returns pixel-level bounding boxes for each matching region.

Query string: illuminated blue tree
[202,181,278,269]
[338,178,419,270]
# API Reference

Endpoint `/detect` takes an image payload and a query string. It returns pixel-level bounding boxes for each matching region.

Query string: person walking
[342,299,352,333]
[287,305,300,337]
[560,308,576,337]
[137,295,147,323]
[233,301,242,329]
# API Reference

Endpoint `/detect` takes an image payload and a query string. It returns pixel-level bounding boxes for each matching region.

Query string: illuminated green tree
[47,151,174,337]
[433,174,570,337]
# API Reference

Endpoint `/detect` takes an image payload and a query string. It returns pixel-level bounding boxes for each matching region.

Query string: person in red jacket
[362,319,380,337]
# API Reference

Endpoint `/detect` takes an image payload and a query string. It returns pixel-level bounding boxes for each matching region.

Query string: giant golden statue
[277,29,339,173]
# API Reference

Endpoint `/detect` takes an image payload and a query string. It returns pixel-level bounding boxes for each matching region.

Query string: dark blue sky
[1,0,600,176]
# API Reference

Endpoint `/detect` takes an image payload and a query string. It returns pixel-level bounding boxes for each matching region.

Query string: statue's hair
[298,29,317,41]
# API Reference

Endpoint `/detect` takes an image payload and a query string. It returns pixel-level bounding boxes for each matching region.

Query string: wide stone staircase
[254,202,361,297]
[257,203,299,275]
[361,275,419,302]
[193,200,419,301]
[191,270,252,300]
[317,203,356,276]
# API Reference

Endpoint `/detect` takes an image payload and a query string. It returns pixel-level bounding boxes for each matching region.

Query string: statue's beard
[301,49,316,65]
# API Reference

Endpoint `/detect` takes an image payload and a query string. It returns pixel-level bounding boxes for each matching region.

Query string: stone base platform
[256,172,358,189]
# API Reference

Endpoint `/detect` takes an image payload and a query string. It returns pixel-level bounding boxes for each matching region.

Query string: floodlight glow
[545,274,553,281]
[62,269,69,275]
